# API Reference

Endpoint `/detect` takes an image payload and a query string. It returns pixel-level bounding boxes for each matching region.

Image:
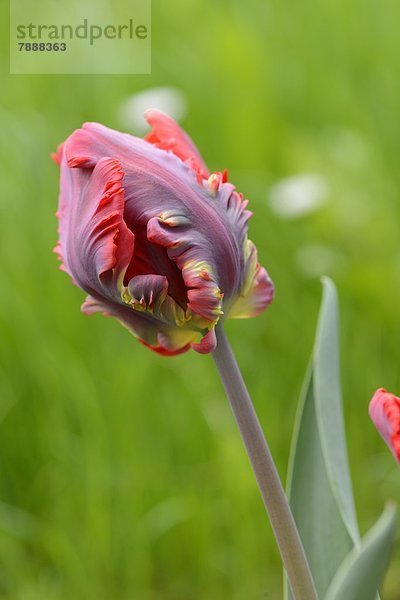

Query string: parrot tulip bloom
[369,388,400,464]
[53,110,274,355]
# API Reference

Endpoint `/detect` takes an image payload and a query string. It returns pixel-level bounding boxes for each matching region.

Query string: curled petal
[56,155,134,301]
[124,274,189,328]
[145,109,209,179]
[147,216,224,324]
[369,388,400,464]
[126,273,168,312]
[191,328,217,354]
[229,240,275,318]
[182,260,224,322]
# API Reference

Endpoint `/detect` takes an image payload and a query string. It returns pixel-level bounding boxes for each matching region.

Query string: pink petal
[369,388,400,464]
[191,328,217,354]
[144,109,209,179]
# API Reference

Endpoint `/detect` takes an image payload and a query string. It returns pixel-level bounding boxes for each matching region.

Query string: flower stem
[212,325,317,600]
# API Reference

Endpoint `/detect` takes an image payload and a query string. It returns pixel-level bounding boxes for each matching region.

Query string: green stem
[212,325,318,600]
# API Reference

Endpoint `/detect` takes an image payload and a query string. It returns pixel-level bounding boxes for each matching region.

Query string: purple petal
[55,152,134,301]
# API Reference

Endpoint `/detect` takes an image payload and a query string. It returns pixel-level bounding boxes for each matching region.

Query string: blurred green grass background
[1,0,400,598]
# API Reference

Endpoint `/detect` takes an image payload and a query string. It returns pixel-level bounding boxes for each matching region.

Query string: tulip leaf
[313,277,359,545]
[324,504,397,600]
[284,278,360,599]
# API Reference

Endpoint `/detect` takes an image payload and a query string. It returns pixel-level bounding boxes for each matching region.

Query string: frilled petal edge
[55,156,134,302]
[229,240,274,319]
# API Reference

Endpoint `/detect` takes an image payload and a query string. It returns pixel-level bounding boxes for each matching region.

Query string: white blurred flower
[118,87,187,134]
[295,243,346,278]
[268,173,329,218]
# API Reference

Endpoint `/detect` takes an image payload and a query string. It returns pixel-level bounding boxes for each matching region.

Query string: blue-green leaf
[314,277,359,545]
[325,504,397,600]
[285,278,360,599]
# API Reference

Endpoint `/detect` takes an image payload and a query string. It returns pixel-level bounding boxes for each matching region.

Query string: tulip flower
[369,388,400,464]
[53,110,274,356]
[53,111,317,600]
